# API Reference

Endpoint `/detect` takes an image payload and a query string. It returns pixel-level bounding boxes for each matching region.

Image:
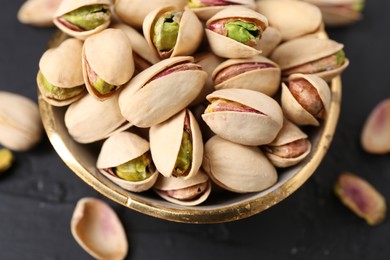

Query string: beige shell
[82,28,135,101]
[203,135,277,193]
[143,6,203,59]
[118,56,207,128]
[256,0,322,41]
[202,88,283,146]
[97,132,158,192]
[281,73,331,126]
[270,37,349,82]
[37,38,85,107]
[114,0,187,28]
[153,169,211,206]
[150,109,203,180]
[53,0,111,40]
[71,198,128,260]
[264,119,312,168]
[0,92,42,152]
[17,0,63,27]
[65,93,132,144]
[205,6,268,58]
[257,26,282,57]
[212,56,281,96]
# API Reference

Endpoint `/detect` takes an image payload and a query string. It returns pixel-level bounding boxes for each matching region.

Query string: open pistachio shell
[97,132,158,192]
[203,135,277,193]
[150,109,203,180]
[65,93,132,144]
[256,0,322,41]
[212,56,281,96]
[202,88,283,146]
[143,6,203,59]
[53,0,111,40]
[17,0,63,27]
[205,6,268,58]
[114,0,187,28]
[82,28,134,101]
[119,56,207,128]
[257,26,282,57]
[153,169,211,206]
[264,119,312,168]
[281,73,331,126]
[38,38,85,107]
[71,198,128,260]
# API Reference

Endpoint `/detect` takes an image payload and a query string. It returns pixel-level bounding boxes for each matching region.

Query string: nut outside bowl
[38,31,341,224]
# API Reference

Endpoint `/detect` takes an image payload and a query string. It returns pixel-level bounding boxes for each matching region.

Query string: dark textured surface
[1,1,390,259]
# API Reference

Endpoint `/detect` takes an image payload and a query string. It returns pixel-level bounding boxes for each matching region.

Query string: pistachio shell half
[203,135,277,193]
[17,0,63,27]
[71,198,128,260]
[202,88,283,145]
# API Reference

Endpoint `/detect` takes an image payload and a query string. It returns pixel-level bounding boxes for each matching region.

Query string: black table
[1,1,390,259]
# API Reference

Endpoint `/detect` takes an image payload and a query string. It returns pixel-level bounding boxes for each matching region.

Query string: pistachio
[0,149,14,173]
[38,71,84,101]
[114,153,154,182]
[153,11,181,58]
[335,172,386,226]
[17,0,63,27]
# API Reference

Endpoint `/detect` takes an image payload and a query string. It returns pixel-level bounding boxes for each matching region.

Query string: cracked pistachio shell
[205,6,268,58]
[53,0,111,40]
[0,92,42,151]
[271,37,349,82]
[153,169,211,206]
[203,135,277,193]
[281,73,331,126]
[71,198,128,260]
[17,0,63,27]
[118,56,207,128]
[150,109,203,180]
[256,0,322,41]
[264,119,311,168]
[37,38,85,107]
[97,132,158,192]
[202,88,283,146]
[143,6,203,59]
[114,0,187,28]
[82,29,135,101]
[212,56,281,96]
[257,26,282,57]
[65,93,132,144]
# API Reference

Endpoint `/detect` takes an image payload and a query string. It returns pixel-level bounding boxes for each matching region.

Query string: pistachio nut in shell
[71,198,128,260]
[202,88,283,146]
[53,0,111,40]
[17,0,63,27]
[212,55,281,96]
[0,149,14,174]
[263,119,311,168]
[0,92,42,152]
[97,132,158,192]
[153,169,211,206]
[143,6,203,60]
[256,0,322,41]
[64,93,132,144]
[203,135,277,193]
[37,38,85,107]
[256,26,282,57]
[205,6,268,58]
[281,73,331,126]
[150,109,203,180]
[114,0,187,28]
[119,56,207,128]
[271,37,349,82]
[361,99,390,154]
[82,28,134,101]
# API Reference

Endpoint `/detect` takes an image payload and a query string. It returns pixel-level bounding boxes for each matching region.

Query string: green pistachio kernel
[0,148,14,173]
[62,4,110,31]
[153,11,182,52]
[224,20,260,46]
[39,72,84,100]
[93,76,116,95]
[187,0,205,8]
[174,131,192,176]
[115,154,153,182]
[336,50,346,65]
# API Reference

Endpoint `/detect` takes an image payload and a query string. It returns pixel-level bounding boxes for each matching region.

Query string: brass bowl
[38,32,341,224]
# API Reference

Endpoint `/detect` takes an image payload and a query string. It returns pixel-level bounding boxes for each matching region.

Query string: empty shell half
[203,135,277,193]
[150,109,203,180]
[202,88,283,146]
[97,132,159,192]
